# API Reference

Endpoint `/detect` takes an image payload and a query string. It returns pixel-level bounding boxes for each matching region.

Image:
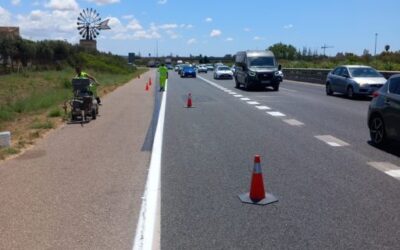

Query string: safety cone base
[238,192,278,206]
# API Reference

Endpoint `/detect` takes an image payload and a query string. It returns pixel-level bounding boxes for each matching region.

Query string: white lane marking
[133,80,167,250]
[229,92,237,95]
[267,111,286,117]
[386,170,400,178]
[247,101,260,105]
[240,98,251,101]
[280,87,298,92]
[315,135,350,147]
[233,94,243,97]
[368,162,400,180]
[283,119,304,126]
[255,106,271,110]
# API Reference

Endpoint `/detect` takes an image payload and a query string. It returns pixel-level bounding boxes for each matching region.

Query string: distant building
[0,27,20,39]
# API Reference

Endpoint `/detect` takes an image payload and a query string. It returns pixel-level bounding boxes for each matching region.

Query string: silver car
[368,74,400,145]
[326,65,386,98]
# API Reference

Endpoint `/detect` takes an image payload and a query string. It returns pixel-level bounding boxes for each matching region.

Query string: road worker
[158,63,168,92]
[75,66,101,105]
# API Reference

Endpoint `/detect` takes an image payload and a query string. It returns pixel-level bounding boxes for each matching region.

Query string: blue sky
[1,0,399,57]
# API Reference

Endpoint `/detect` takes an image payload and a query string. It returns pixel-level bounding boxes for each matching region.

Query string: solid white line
[255,106,271,110]
[133,80,167,250]
[315,135,350,147]
[247,101,260,105]
[267,111,286,117]
[240,98,251,101]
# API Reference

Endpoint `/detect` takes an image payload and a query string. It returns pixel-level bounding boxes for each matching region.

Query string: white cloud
[226,37,234,42]
[87,0,120,5]
[210,29,221,37]
[45,0,78,10]
[158,24,178,29]
[14,8,81,42]
[122,15,134,20]
[11,0,21,5]
[205,17,212,22]
[180,24,194,29]
[0,6,11,25]
[253,36,263,40]
[284,24,294,29]
[157,0,167,4]
[127,19,143,30]
[165,30,179,39]
[187,38,196,45]
[244,28,251,32]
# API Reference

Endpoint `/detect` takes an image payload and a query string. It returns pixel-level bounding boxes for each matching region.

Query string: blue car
[180,66,196,78]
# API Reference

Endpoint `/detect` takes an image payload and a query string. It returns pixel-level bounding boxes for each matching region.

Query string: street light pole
[374,33,378,56]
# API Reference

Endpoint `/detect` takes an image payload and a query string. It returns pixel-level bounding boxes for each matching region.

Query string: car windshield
[183,66,193,70]
[248,57,275,67]
[218,66,230,71]
[349,67,382,77]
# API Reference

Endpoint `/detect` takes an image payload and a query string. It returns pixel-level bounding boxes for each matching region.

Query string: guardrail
[282,68,400,85]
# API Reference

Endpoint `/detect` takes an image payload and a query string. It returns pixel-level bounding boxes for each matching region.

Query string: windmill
[77,8,110,49]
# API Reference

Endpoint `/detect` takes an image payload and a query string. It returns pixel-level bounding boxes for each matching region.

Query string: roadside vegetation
[268,43,400,71]
[0,38,147,160]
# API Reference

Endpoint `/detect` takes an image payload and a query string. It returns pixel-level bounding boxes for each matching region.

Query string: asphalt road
[161,71,400,249]
[0,70,156,250]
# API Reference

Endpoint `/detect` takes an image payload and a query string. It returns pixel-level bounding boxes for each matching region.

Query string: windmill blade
[97,19,111,30]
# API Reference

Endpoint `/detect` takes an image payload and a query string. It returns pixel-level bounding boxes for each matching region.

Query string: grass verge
[0,67,148,160]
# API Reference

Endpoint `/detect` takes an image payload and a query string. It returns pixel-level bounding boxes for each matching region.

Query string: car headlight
[274,71,283,77]
[248,71,256,77]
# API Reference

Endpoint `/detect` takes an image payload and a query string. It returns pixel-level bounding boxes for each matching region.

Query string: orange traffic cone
[238,155,278,205]
[145,83,149,91]
[186,93,193,108]
[149,77,152,86]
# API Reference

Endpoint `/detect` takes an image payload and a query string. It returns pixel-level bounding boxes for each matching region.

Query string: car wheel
[235,77,240,88]
[244,78,251,91]
[326,83,333,95]
[346,86,354,99]
[91,108,96,120]
[369,115,386,146]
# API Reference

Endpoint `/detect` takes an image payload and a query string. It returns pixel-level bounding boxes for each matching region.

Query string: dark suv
[234,50,282,91]
[368,74,400,145]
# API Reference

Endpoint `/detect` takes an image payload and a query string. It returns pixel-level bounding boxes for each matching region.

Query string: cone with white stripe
[239,155,278,205]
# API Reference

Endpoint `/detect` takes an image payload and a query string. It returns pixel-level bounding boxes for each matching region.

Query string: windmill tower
[77,8,111,50]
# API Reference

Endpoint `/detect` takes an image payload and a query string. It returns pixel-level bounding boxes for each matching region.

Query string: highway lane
[161,71,400,249]
[200,72,400,166]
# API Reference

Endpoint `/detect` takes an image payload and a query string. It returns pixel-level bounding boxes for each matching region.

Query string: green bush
[48,108,62,117]
[31,120,54,129]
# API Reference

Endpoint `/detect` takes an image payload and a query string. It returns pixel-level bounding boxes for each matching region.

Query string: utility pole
[321,44,334,56]
[374,33,378,56]
[156,40,159,59]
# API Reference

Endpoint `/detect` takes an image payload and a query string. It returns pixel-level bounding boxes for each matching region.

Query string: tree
[268,42,298,60]
[385,45,390,52]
